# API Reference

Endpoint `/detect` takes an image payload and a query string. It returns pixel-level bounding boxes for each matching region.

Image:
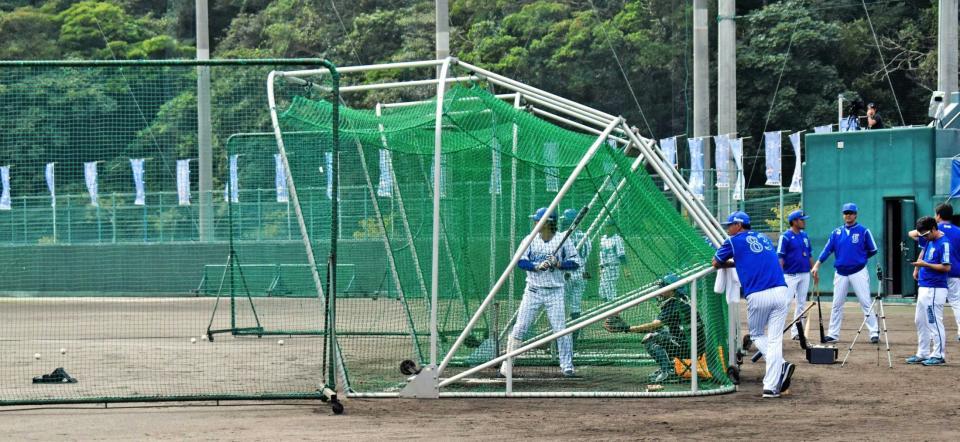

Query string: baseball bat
[816,288,826,344]
[750,302,815,362]
[551,206,590,257]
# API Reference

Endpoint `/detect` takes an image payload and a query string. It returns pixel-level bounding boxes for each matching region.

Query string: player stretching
[811,203,879,343]
[561,208,592,340]
[778,210,817,340]
[603,274,704,384]
[501,207,582,377]
[598,218,626,302]
[907,217,951,366]
[713,211,794,398]
[908,203,960,341]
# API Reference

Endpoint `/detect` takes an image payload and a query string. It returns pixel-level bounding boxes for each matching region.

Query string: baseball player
[598,218,626,302]
[713,211,794,398]
[908,203,960,341]
[500,207,582,377]
[811,203,879,343]
[778,210,817,340]
[603,274,705,384]
[906,216,950,366]
[561,208,592,339]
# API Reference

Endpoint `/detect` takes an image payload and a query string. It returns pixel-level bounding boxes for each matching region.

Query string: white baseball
[201,335,208,341]
[33,353,40,360]
[191,338,197,344]
[277,339,285,346]
[60,348,66,355]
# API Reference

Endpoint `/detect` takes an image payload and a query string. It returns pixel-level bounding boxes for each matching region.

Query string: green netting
[0,60,337,404]
[271,76,731,396]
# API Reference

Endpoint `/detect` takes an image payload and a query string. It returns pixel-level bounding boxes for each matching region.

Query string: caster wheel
[400,359,420,376]
[727,366,740,385]
[331,401,344,415]
[207,333,214,342]
[735,351,743,365]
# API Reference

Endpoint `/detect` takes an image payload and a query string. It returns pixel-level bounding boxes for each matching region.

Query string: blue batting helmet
[531,207,558,222]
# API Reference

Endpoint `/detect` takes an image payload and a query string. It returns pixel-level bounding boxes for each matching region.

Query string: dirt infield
[4,302,960,440]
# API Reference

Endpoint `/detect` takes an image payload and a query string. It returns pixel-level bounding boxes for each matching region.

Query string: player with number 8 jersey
[713,211,794,398]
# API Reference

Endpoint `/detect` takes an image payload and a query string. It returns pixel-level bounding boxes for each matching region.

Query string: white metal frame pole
[437,117,623,376]
[509,93,521,316]
[196,0,213,241]
[266,72,327,304]
[439,266,714,387]
[690,278,699,392]
[939,0,958,98]
[429,57,453,369]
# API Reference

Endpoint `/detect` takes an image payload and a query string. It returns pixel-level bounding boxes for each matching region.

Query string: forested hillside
[0,0,945,185]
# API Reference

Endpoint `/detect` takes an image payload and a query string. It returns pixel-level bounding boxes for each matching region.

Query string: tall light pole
[717,0,737,217]
[939,0,958,97]
[196,0,213,241]
[436,0,450,59]
[693,0,711,207]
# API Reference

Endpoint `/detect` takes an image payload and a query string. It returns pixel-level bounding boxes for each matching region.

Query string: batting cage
[0,58,733,408]
[266,59,735,398]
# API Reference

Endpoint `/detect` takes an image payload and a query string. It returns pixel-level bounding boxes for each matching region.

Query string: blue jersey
[919,222,960,278]
[777,230,812,274]
[817,223,878,276]
[714,231,786,296]
[918,235,951,289]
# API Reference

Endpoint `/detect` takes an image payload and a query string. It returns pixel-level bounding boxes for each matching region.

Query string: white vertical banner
[45,163,56,207]
[229,154,239,203]
[814,124,833,133]
[687,137,705,200]
[0,166,10,210]
[130,159,145,206]
[659,136,678,190]
[430,156,447,198]
[714,134,731,188]
[789,131,803,193]
[84,162,99,207]
[274,154,288,203]
[325,152,333,200]
[544,142,559,192]
[603,138,618,191]
[489,140,502,195]
[764,131,782,186]
[730,138,745,201]
[176,160,190,206]
[377,149,394,197]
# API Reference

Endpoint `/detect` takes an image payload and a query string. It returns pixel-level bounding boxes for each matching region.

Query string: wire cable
[860,0,905,125]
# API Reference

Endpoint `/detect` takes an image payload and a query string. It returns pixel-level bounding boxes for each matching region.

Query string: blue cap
[721,211,750,226]
[841,203,858,214]
[787,210,809,224]
[530,207,558,222]
[562,208,578,222]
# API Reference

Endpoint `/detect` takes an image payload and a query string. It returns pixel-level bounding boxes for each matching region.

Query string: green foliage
[0,0,947,189]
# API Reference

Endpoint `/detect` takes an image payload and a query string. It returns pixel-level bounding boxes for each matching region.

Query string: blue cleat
[905,355,924,364]
[921,357,946,366]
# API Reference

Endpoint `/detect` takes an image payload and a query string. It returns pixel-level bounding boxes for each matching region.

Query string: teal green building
[804,127,960,296]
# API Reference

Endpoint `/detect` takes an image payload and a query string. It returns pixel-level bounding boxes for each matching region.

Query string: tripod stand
[841,265,893,368]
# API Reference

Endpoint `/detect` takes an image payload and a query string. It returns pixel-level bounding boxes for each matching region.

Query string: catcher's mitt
[603,315,631,333]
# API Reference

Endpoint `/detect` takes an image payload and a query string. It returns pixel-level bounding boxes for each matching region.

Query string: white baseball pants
[747,286,790,393]
[915,287,947,360]
[509,286,573,372]
[947,278,960,337]
[565,272,586,315]
[599,264,620,302]
[828,268,878,340]
[785,273,811,338]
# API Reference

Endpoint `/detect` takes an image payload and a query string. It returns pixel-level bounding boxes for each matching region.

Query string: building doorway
[884,197,917,297]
